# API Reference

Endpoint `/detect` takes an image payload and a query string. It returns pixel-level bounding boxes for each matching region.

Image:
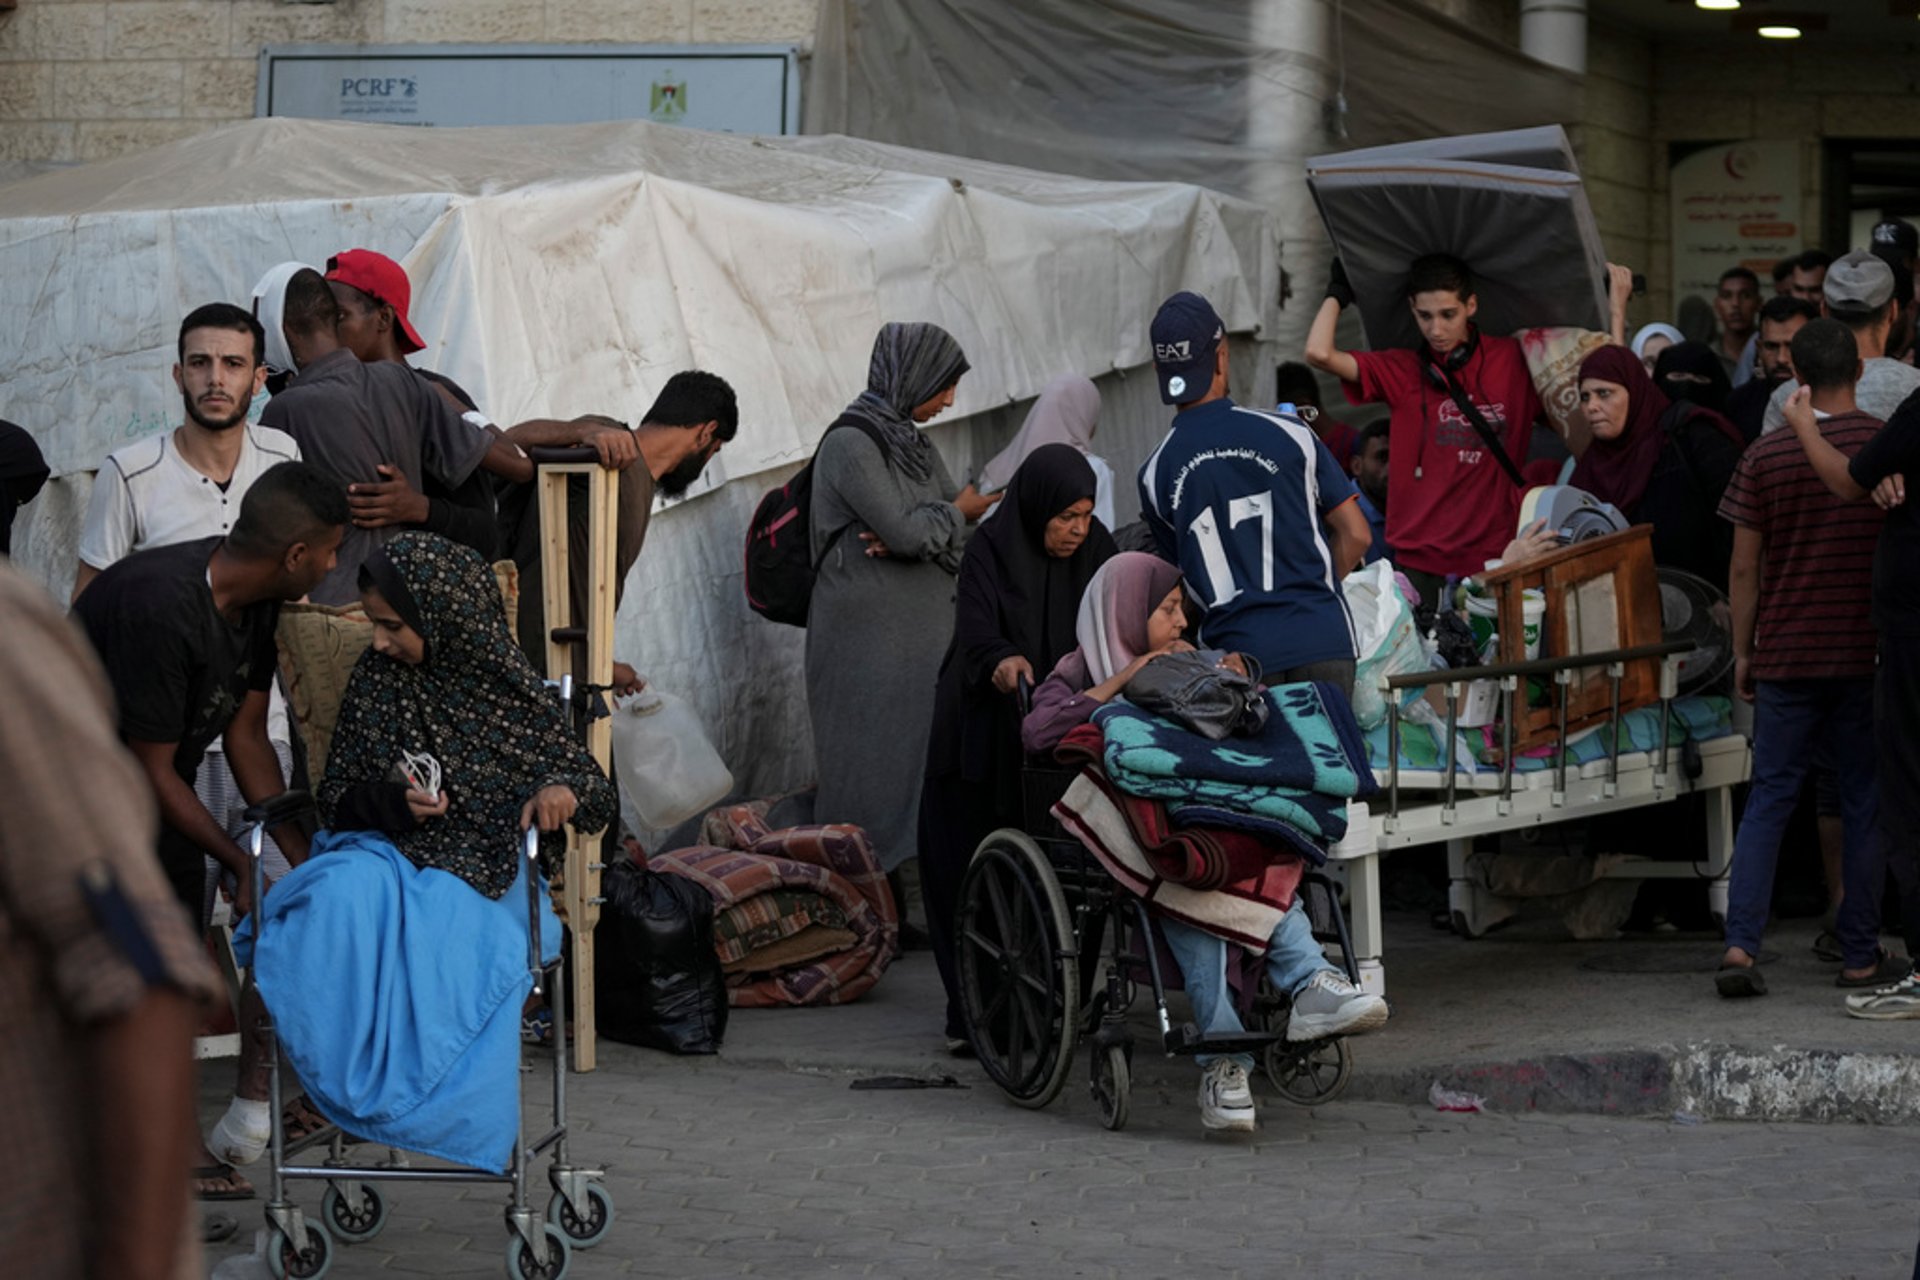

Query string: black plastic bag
[594,858,728,1055]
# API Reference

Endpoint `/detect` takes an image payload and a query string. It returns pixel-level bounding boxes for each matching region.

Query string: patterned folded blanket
[1365,695,1736,775]
[1052,771,1301,954]
[653,804,897,1007]
[1086,682,1378,842]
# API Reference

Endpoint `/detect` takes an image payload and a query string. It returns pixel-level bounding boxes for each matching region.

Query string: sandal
[282,1095,330,1144]
[1836,951,1912,989]
[202,1211,239,1244]
[192,1161,255,1201]
[1715,963,1767,998]
[1811,930,1844,964]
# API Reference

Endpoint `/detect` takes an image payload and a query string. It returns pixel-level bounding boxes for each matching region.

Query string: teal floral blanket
[1091,682,1378,842]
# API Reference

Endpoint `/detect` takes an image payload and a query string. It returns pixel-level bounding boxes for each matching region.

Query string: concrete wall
[0,0,817,173]
[1568,21,1656,327]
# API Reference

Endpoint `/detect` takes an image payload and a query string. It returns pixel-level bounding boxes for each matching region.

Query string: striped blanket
[652,803,897,1007]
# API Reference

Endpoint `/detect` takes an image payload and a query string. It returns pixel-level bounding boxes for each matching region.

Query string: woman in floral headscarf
[805,323,1000,929]
[319,530,615,897]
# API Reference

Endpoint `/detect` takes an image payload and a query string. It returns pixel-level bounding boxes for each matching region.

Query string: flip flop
[192,1161,255,1201]
[1715,964,1766,998]
[1836,951,1912,988]
[202,1211,239,1245]
[1811,930,1844,964]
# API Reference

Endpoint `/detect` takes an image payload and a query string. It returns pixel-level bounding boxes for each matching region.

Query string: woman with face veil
[805,322,1000,929]
[918,444,1116,1051]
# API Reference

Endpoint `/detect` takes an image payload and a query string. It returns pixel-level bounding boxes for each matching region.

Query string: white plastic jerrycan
[609,688,734,830]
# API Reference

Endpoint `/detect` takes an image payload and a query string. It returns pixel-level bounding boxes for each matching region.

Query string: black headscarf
[0,421,49,557]
[925,444,1117,808]
[836,322,970,483]
[1653,341,1732,416]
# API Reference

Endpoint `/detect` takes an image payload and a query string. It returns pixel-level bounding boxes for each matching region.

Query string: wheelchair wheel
[321,1181,388,1244]
[546,1182,613,1249]
[505,1224,571,1280]
[1089,1043,1131,1132]
[266,1220,332,1279]
[958,830,1079,1109]
[1265,1036,1353,1106]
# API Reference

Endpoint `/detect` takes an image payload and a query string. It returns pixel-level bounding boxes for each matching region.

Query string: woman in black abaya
[917,443,1117,1053]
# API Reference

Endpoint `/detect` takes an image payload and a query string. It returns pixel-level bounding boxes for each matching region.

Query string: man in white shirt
[74,302,302,863]
[75,303,301,597]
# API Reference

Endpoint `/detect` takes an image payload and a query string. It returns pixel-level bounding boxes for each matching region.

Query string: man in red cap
[321,249,636,564]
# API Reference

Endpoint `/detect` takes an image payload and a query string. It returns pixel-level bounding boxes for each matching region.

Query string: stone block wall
[0,0,819,172]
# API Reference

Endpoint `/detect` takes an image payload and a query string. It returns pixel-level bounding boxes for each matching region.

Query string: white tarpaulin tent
[0,116,1278,803]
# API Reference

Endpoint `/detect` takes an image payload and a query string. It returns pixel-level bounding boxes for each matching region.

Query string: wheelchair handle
[1016,672,1034,718]
[243,790,314,832]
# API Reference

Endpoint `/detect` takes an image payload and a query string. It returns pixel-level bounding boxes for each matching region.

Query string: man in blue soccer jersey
[1139,291,1372,696]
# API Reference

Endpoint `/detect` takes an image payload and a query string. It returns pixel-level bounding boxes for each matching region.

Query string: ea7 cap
[324,248,425,353]
[1824,250,1895,315]
[1871,218,1919,264]
[1150,291,1225,405]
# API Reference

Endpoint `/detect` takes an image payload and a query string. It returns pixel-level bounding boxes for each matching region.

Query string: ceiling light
[1694,0,1739,10]
[1757,24,1802,37]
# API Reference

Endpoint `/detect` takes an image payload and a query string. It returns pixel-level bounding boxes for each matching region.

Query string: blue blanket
[234,830,559,1173]
[1093,682,1379,842]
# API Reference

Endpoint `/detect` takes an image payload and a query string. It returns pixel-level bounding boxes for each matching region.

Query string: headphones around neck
[1422,323,1481,390]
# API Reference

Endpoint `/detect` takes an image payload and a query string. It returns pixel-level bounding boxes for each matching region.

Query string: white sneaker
[1287,969,1389,1041]
[1846,974,1920,1020]
[1198,1059,1256,1131]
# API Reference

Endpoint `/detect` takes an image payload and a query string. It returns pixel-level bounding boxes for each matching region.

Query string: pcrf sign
[258,43,800,135]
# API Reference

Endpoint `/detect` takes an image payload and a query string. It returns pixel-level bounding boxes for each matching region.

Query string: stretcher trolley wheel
[320,1181,388,1243]
[1089,1042,1132,1131]
[1265,1037,1353,1107]
[958,830,1080,1109]
[505,1224,571,1280]
[546,1182,614,1250]
[266,1221,333,1279]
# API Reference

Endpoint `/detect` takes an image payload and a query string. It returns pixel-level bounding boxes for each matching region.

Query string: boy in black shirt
[73,461,345,920]
[72,459,347,1197]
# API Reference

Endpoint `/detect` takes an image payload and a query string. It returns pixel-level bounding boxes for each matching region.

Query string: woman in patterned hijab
[319,531,615,899]
[835,321,972,482]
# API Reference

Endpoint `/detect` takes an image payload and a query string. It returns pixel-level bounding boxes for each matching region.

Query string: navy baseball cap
[1150,291,1225,405]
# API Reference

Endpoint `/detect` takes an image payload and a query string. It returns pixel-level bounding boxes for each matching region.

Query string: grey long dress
[806,424,966,871]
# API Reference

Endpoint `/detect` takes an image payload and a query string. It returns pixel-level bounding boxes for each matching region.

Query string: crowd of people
[8,211,1920,1270]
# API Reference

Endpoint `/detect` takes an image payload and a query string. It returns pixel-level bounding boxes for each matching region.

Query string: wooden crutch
[531,446,617,1073]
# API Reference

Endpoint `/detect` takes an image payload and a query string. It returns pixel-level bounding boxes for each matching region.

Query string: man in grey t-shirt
[1763,250,1920,435]
[258,268,522,603]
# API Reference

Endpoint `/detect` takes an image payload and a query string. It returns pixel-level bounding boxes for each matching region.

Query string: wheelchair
[954,756,1361,1131]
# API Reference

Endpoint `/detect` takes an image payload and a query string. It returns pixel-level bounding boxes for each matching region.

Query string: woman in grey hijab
[806,322,1000,924]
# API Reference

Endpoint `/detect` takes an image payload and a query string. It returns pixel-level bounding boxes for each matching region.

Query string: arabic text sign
[1670,140,1802,302]
[257,43,800,135]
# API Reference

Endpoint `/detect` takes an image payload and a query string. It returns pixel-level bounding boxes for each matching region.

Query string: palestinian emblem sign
[649,78,688,122]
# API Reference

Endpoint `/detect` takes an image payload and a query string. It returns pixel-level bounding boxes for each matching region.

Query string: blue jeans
[1161,899,1327,1070]
[1723,678,1882,968]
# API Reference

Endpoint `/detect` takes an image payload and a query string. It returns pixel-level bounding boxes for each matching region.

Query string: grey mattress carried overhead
[1307,125,1609,353]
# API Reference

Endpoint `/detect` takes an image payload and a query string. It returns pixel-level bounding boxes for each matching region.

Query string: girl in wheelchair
[1023,552,1387,1131]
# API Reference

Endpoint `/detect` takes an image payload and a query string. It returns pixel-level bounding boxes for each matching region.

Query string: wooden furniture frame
[1479,526,1663,754]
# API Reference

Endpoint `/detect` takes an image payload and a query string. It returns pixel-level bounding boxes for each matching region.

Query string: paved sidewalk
[206,1045,1920,1278]
[720,912,1920,1122]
